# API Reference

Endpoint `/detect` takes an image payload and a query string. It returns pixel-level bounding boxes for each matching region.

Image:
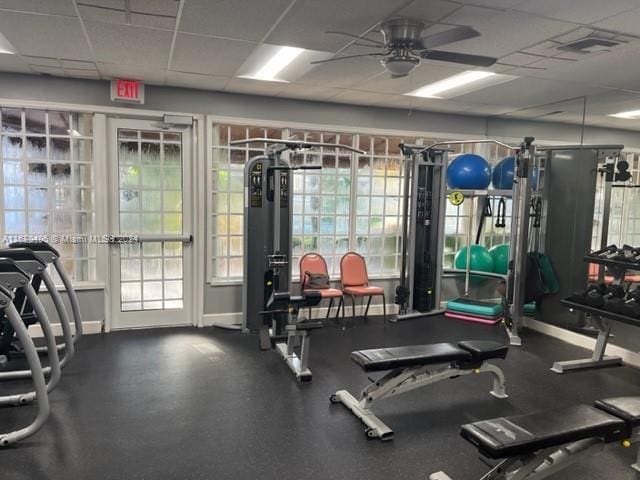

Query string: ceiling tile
[454,76,607,107]
[130,0,178,16]
[499,52,543,66]
[0,53,34,73]
[295,55,387,88]
[0,12,92,60]
[132,13,176,30]
[265,0,410,52]
[165,71,229,91]
[78,4,127,23]
[85,21,173,66]
[179,0,292,42]
[24,56,61,67]
[78,0,124,8]
[329,89,385,106]
[528,57,573,69]
[454,0,525,7]
[98,63,167,84]
[439,5,576,57]
[594,8,640,37]
[278,83,341,102]
[395,0,461,23]
[529,43,640,91]
[65,68,100,79]
[224,77,289,96]
[0,0,76,16]
[515,0,639,24]
[171,33,255,76]
[61,59,96,69]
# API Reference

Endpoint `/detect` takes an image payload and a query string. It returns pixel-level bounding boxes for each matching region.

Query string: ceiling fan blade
[422,50,497,67]
[420,26,481,49]
[310,52,386,65]
[326,30,386,47]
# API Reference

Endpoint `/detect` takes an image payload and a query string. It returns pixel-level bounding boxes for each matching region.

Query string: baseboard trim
[202,303,399,329]
[27,320,103,338]
[523,317,640,369]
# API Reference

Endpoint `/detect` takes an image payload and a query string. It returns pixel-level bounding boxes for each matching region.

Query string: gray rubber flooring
[2,315,640,480]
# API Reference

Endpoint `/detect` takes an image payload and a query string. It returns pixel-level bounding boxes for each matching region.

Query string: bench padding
[595,396,640,427]
[350,340,508,372]
[458,341,509,361]
[461,404,627,459]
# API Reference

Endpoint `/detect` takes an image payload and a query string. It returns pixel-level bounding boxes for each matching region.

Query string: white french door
[107,118,193,329]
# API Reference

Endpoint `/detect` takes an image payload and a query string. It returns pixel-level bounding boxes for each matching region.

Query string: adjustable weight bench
[330,340,509,440]
[430,396,640,480]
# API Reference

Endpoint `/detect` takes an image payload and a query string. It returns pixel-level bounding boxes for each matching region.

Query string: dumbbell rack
[553,254,640,374]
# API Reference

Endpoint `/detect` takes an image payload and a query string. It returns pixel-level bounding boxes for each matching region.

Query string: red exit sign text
[110,79,145,104]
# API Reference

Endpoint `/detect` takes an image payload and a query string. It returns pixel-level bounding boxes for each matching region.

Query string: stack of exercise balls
[447,153,513,277]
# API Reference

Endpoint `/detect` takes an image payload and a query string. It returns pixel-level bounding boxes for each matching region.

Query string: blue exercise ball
[492,156,539,190]
[446,154,492,190]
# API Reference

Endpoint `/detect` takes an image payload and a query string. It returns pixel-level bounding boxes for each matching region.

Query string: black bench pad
[350,340,509,372]
[351,343,470,372]
[461,404,627,459]
[595,397,640,427]
[458,341,509,361]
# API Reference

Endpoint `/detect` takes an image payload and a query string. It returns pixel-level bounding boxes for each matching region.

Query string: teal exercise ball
[454,245,494,272]
[489,244,509,275]
[446,153,492,190]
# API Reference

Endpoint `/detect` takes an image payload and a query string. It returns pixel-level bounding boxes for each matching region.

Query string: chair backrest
[340,252,368,287]
[300,253,329,290]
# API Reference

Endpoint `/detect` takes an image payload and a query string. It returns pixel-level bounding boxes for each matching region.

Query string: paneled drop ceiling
[0,0,639,129]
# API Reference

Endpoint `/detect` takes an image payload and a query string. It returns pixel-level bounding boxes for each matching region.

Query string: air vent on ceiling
[557,37,619,54]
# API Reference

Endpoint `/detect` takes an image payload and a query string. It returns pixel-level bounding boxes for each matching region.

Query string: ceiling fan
[311,18,498,78]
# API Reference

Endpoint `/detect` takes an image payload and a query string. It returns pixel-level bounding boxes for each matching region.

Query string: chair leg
[326,297,334,319]
[382,293,387,324]
[351,295,356,321]
[363,296,372,320]
[341,297,345,330]
[309,306,312,320]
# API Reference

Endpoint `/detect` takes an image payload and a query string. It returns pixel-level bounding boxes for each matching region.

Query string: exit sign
[111,79,145,104]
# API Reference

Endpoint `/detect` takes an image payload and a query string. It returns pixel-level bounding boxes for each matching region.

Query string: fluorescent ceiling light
[0,32,15,55]
[249,46,303,82]
[406,70,517,99]
[609,109,640,119]
[237,44,333,83]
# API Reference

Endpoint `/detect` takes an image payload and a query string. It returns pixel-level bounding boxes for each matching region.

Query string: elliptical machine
[235,137,364,381]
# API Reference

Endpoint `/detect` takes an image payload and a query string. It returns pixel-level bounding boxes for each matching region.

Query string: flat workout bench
[431,396,640,480]
[331,340,508,440]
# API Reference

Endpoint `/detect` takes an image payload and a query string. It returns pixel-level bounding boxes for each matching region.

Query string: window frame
[205,115,474,285]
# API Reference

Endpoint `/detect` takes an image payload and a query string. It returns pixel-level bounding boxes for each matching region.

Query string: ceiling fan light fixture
[381,55,420,76]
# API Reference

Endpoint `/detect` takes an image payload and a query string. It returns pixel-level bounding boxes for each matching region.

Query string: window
[352,136,405,275]
[209,123,416,281]
[0,108,96,282]
[592,152,640,249]
[210,125,285,279]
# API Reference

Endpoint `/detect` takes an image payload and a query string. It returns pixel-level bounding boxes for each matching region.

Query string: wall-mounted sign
[110,79,145,104]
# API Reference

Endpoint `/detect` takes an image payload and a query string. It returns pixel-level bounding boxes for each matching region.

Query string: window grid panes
[1,108,96,282]
[117,129,183,311]
[209,124,414,281]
